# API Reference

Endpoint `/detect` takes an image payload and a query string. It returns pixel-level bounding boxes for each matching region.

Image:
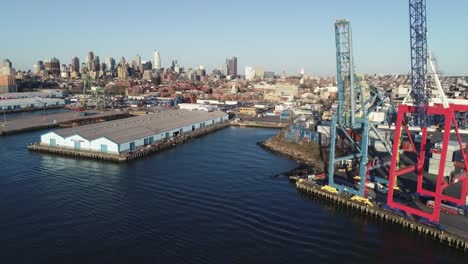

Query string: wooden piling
[28,121,230,163]
[296,180,468,253]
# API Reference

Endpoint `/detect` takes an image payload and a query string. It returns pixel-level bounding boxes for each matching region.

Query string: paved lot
[0,110,128,134]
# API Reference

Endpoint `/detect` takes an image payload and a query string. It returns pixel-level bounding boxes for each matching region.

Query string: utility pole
[42,103,47,120]
[2,109,6,126]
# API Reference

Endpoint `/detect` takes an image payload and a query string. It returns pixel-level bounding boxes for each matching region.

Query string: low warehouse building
[40,110,228,154]
[0,97,65,110]
[239,107,258,116]
[178,103,217,112]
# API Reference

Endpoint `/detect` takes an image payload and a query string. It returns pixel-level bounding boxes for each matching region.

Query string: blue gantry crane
[327,19,391,197]
[327,19,369,197]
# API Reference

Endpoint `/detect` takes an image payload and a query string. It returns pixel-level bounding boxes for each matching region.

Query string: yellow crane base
[321,185,339,194]
[351,196,374,207]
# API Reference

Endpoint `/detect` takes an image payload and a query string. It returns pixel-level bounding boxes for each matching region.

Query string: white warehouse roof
[51,109,227,144]
[0,97,64,107]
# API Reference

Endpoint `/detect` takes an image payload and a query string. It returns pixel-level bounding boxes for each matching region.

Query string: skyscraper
[153,51,161,70]
[117,57,129,79]
[101,63,107,73]
[221,63,227,76]
[93,56,100,72]
[226,56,237,77]
[255,67,264,80]
[106,57,116,72]
[60,64,70,78]
[132,55,142,72]
[44,57,61,76]
[141,61,152,71]
[87,51,95,71]
[171,59,178,69]
[0,59,12,68]
[71,57,80,73]
[245,66,255,81]
[33,61,45,75]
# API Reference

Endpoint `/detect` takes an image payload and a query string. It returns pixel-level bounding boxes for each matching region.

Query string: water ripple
[0,128,466,263]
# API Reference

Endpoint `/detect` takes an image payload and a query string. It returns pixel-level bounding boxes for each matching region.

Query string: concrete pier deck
[296,179,468,252]
[28,121,230,162]
[1,111,131,135]
[230,120,288,128]
[1,105,64,114]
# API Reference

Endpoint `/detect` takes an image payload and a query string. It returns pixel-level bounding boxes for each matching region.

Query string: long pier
[230,121,288,129]
[1,105,64,114]
[28,121,230,162]
[1,111,131,136]
[296,180,468,252]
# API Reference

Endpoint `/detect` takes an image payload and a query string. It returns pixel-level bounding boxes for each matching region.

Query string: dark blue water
[0,127,466,263]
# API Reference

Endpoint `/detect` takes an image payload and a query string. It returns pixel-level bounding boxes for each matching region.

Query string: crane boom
[409,0,429,127]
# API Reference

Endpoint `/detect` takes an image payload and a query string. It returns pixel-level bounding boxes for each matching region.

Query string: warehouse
[40,110,228,154]
[0,97,65,110]
[178,103,217,112]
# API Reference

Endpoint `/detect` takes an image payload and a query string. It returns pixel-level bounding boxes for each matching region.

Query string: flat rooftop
[1,110,126,134]
[50,110,227,144]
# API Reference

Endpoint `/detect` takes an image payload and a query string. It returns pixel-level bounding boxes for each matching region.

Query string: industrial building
[239,107,258,116]
[0,90,63,99]
[0,98,65,110]
[39,110,228,154]
[178,103,217,112]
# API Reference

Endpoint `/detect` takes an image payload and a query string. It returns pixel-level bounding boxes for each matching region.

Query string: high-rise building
[255,67,264,80]
[171,59,178,70]
[60,64,70,78]
[245,66,255,81]
[100,63,107,73]
[221,63,227,76]
[93,56,100,72]
[142,61,152,71]
[132,55,142,72]
[153,51,161,70]
[0,59,17,93]
[71,57,80,73]
[87,51,95,71]
[264,71,275,79]
[33,61,45,75]
[195,65,206,81]
[44,57,61,76]
[226,56,237,77]
[106,57,116,72]
[0,59,12,68]
[79,63,88,76]
[117,57,129,79]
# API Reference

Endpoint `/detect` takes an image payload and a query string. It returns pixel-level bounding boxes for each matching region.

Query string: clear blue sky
[0,0,466,76]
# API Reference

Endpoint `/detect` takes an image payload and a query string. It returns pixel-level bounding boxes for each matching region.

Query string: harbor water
[0,127,466,263]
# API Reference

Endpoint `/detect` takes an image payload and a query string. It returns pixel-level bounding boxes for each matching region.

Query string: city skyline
[0,0,467,76]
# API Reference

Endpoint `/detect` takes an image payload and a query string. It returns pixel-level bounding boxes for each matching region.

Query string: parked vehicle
[426,200,465,216]
[376,182,388,194]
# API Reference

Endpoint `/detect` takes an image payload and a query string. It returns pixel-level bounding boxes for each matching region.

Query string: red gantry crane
[386,0,468,223]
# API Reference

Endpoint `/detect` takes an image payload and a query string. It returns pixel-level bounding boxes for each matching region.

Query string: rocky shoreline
[258,134,325,177]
